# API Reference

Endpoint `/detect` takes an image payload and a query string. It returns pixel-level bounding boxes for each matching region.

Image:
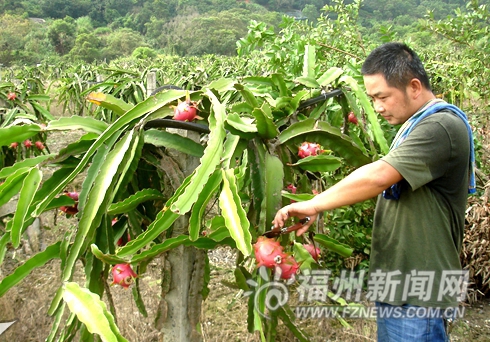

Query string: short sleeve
[381,116,452,191]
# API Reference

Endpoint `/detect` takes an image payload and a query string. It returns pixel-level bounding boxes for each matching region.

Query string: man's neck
[411,92,437,116]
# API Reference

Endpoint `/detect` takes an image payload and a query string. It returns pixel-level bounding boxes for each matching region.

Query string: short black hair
[361,42,432,91]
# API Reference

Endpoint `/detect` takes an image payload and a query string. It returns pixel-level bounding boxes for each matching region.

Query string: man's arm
[272,159,403,235]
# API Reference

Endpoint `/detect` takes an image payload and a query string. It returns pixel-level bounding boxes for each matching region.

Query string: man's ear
[408,78,423,99]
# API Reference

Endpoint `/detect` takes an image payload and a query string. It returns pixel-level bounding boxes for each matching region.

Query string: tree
[48,16,77,55]
[303,4,320,22]
[421,0,490,106]
[158,8,282,56]
[132,46,158,59]
[0,0,25,15]
[23,19,53,64]
[41,0,91,19]
[0,14,33,66]
[102,28,148,60]
[75,16,94,34]
[68,32,102,63]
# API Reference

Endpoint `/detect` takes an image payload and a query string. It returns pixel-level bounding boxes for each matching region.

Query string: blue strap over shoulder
[383,102,476,200]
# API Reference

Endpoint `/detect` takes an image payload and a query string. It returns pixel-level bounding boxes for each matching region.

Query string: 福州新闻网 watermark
[244,267,469,319]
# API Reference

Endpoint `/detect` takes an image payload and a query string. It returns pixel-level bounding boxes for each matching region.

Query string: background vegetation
[0,0,477,65]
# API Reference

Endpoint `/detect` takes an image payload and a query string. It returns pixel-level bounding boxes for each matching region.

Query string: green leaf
[0,232,10,265]
[47,116,109,134]
[303,45,316,79]
[170,90,226,215]
[132,277,148,317]
[294,76,320,88]
[290,90,310,111]
[45,195,76,211]
[50,134,97,165]
[130,235,189,263]
[0,242,61,297]
[231,102,254,114]
[207,78,237,92]
[116,172,195,258]
[226,112,257,133]
[317,67,344,87]
[243,76,275,88]
[221,134,242,169]
[248,141,266,231]
[91,244,128,265]
[278,118,371,168]
[30,102,55,121]
[0,154,55,179]
[62,282,128,342]
[189,170,222,241]
[0,124,41,146]
[293,242,317,271]
[340,76,389,154]
[78,133,120,212]
[33,89,186,217]
[264,153,284,230]
[27,94,50,102]
[185,236,236,250]
[313,234,353,257]
[277,305,310,342]
[107,189,165,215]
[289,154,342,172]
[0,167,30,207]
[252,103,279,140]
[281,192,315,202]
[86,92,133,116]
[11,167,42,248]
[234,83,259,108]
[144,129,204,157]
[111,129,144,199]
[271,74,290,97]
[62,130,136,282]
[207,216,229,242]
[219,169,252,256]
[46,301,65,342]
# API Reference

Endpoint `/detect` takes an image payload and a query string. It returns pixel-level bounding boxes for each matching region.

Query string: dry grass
[462,181,490,302]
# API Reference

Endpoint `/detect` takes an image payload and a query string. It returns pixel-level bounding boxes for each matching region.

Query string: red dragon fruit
[303,243,321,261]
[60,191,79,215]
[111,263,138,288]
[173,101,198,121]
[253,236,286,268]
[298,142,322,159]
[276,254,300,279]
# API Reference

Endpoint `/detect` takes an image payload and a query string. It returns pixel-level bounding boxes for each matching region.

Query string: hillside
[0,0,475,66]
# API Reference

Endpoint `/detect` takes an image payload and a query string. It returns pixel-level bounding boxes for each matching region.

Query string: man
[272,42,475,341]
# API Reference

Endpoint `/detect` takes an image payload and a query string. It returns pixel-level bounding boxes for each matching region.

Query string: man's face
[363,73,414,125]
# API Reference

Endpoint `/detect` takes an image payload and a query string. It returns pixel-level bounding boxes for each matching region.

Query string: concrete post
[157,128,205,342]
[147,70,157,98]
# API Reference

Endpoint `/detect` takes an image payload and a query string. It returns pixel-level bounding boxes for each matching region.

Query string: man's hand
[272,201,318,236]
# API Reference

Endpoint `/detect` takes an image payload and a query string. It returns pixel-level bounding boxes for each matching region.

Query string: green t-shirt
[368,110,470,308]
